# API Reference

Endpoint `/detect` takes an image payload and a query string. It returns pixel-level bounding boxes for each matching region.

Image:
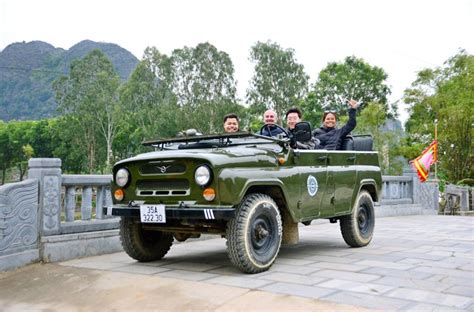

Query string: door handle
[347,156,356,161]
[318,156,327,161]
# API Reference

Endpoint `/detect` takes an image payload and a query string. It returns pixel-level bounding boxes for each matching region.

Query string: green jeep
[105,123,382,273]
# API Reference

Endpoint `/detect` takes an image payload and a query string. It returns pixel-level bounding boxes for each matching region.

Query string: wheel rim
[357,204,372,238]
[249,203,279,262]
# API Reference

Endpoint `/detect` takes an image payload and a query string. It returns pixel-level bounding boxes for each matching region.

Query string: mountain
[0,40,139,121]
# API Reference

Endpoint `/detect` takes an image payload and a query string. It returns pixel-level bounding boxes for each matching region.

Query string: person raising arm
[313,99,358,150]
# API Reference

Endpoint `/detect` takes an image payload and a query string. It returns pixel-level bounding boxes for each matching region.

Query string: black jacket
[313,108,357,150]
[260,124,285,137]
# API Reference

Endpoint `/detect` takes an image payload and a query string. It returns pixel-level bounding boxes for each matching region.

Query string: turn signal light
[114,188,124,201]
[203,188,216,201]
[278,157,286,165]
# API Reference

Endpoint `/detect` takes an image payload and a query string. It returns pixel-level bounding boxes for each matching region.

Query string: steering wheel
[259,124,289,138]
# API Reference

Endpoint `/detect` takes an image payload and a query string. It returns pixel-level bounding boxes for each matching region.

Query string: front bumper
[103,205,235,220]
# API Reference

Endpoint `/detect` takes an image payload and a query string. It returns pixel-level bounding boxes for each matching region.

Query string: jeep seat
[341,135,373,151]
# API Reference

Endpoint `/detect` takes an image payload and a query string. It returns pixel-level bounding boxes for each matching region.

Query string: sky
[1,0,473,125]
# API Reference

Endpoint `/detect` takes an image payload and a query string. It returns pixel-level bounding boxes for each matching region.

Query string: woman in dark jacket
[313,99,358,150]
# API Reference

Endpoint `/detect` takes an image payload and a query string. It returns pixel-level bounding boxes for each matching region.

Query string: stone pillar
[28,158,62,236]
[96,186,105,220]
[403,167,418,204]
[65,186,76,222]
[81,186,92,220]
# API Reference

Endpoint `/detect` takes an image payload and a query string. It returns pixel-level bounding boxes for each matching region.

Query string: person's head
[264,109,278,125]
[322,111,337,129]
[223,113,239,133]
[285,107,302,130]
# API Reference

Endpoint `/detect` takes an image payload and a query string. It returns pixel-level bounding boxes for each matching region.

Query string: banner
[411,140,438,182]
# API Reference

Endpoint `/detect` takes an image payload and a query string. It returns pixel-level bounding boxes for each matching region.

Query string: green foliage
[247,41,309,125]
[311,56,393,116]
[127,43,243,137]
[356,103,403,174]
[300,91,324,129]
[53,49,122,172]
[403,50,473,183]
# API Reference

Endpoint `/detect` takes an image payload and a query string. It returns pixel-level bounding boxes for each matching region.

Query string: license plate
[140,204,166,223]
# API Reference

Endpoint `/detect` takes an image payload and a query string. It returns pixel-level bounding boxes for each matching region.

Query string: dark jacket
[260,124,285,137]
[313,108,357,150]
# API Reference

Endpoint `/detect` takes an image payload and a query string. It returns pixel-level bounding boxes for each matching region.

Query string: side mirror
[293,121,312,142]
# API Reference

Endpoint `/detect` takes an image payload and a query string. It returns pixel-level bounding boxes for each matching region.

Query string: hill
[0,40,139,121]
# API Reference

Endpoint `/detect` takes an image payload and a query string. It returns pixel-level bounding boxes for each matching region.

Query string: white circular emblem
[307,175,318,197]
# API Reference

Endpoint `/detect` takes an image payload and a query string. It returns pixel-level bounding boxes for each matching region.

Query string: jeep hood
[114,145,284,169]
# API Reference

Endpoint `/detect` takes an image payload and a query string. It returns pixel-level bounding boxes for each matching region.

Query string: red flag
[410,140,438,182]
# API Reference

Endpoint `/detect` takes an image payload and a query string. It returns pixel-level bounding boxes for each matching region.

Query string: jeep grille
[136,179,190,196]
[139,162,186,175]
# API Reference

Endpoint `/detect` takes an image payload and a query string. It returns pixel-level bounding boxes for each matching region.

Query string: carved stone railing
[1,158,443,270]
[0,179,39,270]
[28,158,118,236]
[378,171,438,215]
[381,175,413,205]
[444,184,473,214]
[60,174,118,234]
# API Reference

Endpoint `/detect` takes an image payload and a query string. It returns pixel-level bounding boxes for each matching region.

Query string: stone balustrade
[28,159,119,236]
[60,174,118,235]
[381,175,413,205]
[1,158,441,271]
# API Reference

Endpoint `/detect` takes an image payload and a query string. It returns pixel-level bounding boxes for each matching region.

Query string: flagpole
[434,119,438,180]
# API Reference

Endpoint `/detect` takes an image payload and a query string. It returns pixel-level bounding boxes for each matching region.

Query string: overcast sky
[1,0,473,124]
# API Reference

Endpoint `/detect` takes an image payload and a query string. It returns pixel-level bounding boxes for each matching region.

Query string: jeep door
[325,151,357,216]
[293,150,328,220]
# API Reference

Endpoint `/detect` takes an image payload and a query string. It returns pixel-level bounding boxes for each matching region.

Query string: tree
[119,48,180,145]
[53,49,122,172]
[126,43,241,135]
[311,56,392,116]
[355,103,403,174]
[170,43,240,133]
[403,50,473,182]
[247,41,309,124]
[0,121,14,184]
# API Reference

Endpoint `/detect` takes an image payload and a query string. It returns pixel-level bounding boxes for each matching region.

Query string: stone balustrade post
[403,167,419,204]
[28,158,62,236]
[81,186,92,220]
[65,186,76,222]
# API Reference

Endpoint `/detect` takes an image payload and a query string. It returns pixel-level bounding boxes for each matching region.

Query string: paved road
[1,215,473,311]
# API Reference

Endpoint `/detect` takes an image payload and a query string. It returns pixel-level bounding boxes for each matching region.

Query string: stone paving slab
[54,215,474,310]
[259,282,337,299]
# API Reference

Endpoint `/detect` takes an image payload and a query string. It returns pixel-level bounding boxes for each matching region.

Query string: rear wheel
[226,193,282,273]
[340,190,375,247]
[120,217,173,261]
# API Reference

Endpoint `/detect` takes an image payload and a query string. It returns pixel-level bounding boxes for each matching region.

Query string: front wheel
[226,193,282,273]
[120,217,173,262]
[340,190,375,247]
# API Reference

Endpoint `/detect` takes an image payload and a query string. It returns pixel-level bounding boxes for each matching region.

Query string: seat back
[352,135,373,151]
[341,136,354,150]
[341,135,373,151]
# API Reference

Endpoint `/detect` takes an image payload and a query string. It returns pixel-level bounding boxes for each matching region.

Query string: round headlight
[195,165,211,186]
[115,168,130,187]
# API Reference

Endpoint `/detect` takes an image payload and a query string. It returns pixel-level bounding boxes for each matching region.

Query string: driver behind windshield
[260,109,285,137]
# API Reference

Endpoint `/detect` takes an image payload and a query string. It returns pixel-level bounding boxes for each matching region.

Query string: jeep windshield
[142,132,287,150]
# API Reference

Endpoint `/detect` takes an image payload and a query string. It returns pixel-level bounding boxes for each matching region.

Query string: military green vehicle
[104,123,382,273]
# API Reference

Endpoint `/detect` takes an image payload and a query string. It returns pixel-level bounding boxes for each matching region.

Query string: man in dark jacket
[313,99,358,150]
[260,109,285,137]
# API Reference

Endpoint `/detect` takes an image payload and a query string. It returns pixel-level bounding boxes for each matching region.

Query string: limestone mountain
[0,40,139,121]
